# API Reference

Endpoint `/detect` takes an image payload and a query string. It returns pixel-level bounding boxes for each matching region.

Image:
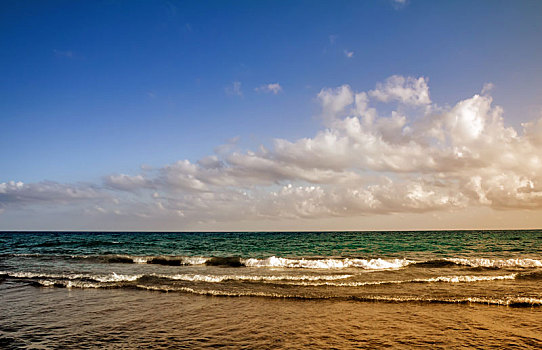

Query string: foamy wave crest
[166,274,353,283]
[423,274,517,283]
[285,274,518,287]
[352,295,542,307]
[1,271,141,283]
[132,287,542,307]
[243,256,412,269]
[33,279,104,289]
[124,255,208,265]
[446,258,542,268]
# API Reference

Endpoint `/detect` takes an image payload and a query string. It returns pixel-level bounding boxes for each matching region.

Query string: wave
[66,255,413,269]
[2,271,522,287]
[515,270,542,280]
[164,273,353,283]
[444,258,542,268]
[412,259,464,268]
[69,255,208,266]
[1,271,141,283]
[6,253,542,270]
[349,295,542,308]
[19,278,542,307]
[283,274,518,287]
[0,271,353,284]
[243,257,412,269]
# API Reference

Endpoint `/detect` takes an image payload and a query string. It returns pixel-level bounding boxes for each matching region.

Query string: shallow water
[2,283,541,349]
[1,230,541,348]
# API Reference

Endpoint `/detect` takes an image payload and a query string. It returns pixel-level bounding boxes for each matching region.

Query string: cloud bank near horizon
[2,75,542,228]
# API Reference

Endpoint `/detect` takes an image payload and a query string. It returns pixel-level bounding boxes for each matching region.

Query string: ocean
[1,230,541,348]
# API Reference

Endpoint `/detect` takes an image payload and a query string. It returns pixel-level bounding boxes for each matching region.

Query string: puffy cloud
[255,83,283,94]
[2,75,542,227]
[523,117,542,146]
[317,85,354,120]
[369,75,431,106]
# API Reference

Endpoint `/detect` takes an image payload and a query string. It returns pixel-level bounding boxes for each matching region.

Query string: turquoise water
[2,230,541,259]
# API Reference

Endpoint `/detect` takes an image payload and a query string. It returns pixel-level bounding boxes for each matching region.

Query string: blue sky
[1,0,542,230]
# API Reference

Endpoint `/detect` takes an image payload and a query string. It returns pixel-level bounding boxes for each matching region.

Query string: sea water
[1,230,541,348]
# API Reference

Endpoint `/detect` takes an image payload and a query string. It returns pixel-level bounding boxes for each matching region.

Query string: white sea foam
[0,271,141,283]
[353,295,542,306]
[132,286,542,306]
[1,270,352,284]
[284,273,518,287]
[242,256,412,269]
[423,274,517,283]
[446,258,542,268]
[94,272,141,282]
[182,257,208,265]
[32,279,103,289]
[165,274,353,283]
[132,256,149,263]
[2,271,88,280]
[129,256,208,264]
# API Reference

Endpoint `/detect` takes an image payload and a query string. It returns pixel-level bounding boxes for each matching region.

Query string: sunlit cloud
[2,75,542,226]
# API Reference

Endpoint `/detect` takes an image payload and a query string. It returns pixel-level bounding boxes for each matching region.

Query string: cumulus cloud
[369,75,431,106]
[2,75,542,227]
[255,83,283,94]
[317,85,354,120]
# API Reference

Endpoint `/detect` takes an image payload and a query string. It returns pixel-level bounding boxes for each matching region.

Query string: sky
[1,0,542,231]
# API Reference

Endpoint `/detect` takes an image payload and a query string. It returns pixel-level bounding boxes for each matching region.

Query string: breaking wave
[444,258,542,268]
[66,255,413,269]
[2,271,524,287]
[16,277,542,308]
[7,254,542,270]
[0,271,353,284]
[243,257,412,269]
[283,273,518,287]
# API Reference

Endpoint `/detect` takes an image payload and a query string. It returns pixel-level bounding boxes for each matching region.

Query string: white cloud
[3,75,542,227]
[369,75,431,106]
[0,181,105,207]
[255,83,283,94]
[317,85,354,120]
[104,174,151,191]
